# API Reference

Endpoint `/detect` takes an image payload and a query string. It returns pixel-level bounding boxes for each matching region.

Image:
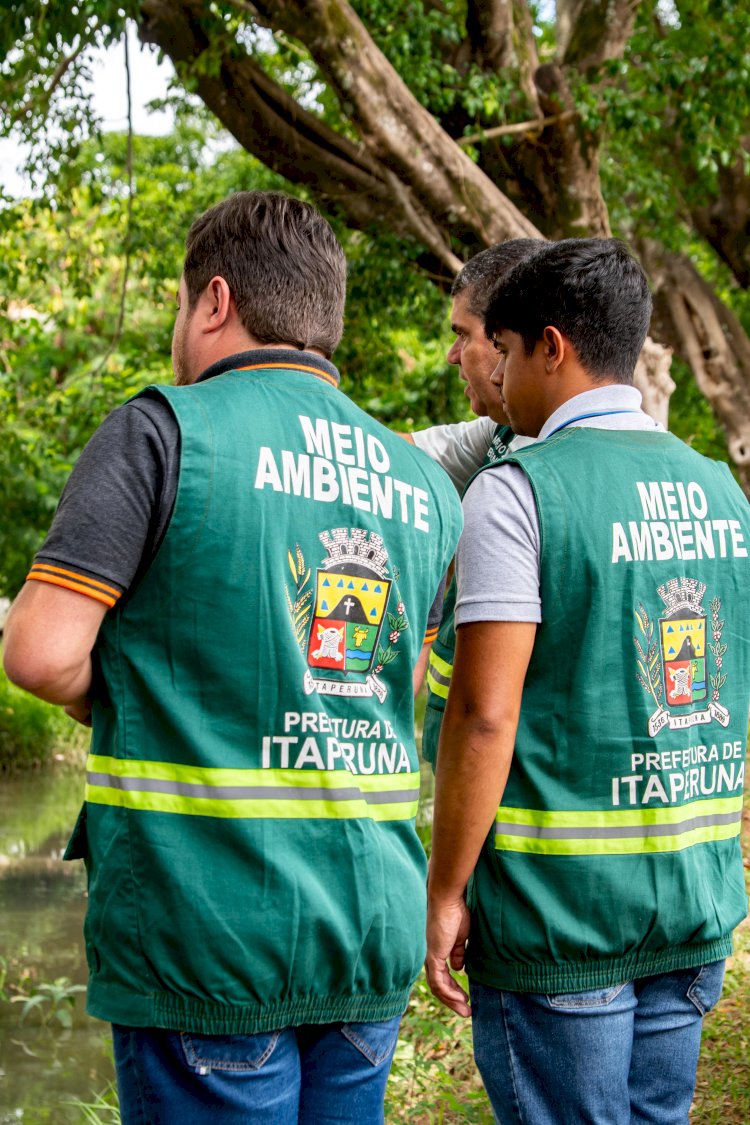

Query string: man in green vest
[4,191,462,1124]
[425,238,749,1124]
[408,238,538,760]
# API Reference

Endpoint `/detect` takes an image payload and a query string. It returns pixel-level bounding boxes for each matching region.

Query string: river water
[0,752,436,1123]
[0,767,114,1123]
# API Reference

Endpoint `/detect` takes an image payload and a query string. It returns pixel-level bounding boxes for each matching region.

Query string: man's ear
[201,276,233,334]
[542,326,566,372]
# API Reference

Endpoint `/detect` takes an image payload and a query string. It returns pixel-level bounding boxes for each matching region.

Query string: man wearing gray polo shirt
[426,238,750,1125]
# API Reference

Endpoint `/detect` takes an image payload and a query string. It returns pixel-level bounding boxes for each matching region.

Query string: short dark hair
[484,238,652,384]
[452,239,543,319]
[183,191,346,358]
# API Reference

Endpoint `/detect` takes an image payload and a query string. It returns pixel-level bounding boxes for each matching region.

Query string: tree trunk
[133,0,750,470]
[641,241,750,494]
[634,336,675,430]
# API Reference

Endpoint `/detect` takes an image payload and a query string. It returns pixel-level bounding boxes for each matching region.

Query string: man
[425,238,750,1124]
[4,191,462,1124]
[409,239,538,762]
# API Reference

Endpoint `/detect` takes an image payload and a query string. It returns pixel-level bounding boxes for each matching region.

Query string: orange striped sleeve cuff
[423,625,439,645]
[26,564,121,608]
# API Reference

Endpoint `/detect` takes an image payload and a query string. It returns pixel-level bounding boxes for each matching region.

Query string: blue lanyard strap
[546,409,641,438]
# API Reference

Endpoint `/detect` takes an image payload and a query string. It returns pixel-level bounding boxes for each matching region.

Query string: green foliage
[600,0,750,246]
[0,662,83,769]
[10,976,87,1030]
[1,1,747,599]
[0,118,466,596]
[668,356,733,467]
[0,1,138,191]
[67,1086,121,1125]
[386,973,493,1123]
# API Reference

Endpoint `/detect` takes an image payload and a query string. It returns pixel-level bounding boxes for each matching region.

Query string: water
[0,769,114,1123]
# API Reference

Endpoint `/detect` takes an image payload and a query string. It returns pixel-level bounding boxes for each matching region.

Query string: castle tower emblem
[658,578,707,708]
[307,529,392,675]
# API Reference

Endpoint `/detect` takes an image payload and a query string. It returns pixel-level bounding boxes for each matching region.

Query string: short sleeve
[29,395,180,606]
[411,417,496,492]
[455,462,542,625]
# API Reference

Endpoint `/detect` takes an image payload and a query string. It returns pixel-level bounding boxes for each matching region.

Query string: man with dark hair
[426,238,750,1124]
[409,239,539,758]
[4,190,462,1124]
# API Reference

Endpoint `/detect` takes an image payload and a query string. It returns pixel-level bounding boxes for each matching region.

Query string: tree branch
[685,141,750,289]
[466,0,514,69]
[458,110,576,146]
[139,0,466,271]
[641,239,750,494]
[557,0,642,70]
[248,0,540,246]
[530,62,611,237]
[15,39,87,121]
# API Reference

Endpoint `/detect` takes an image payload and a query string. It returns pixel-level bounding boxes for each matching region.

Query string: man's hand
[425,893,471,1016]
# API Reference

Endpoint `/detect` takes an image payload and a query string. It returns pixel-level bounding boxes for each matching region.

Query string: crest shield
[307,564,391,673]
[660,609,706,707]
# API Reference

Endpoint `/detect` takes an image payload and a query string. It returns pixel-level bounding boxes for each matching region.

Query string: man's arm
[413,641,431,697]
[410,418,496,492]
[425,618,536,1016]
[3,583,108,720]
[3,397,178,724]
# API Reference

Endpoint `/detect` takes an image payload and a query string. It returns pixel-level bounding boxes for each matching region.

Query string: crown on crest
[657,577,707,616]
[319,528,389,578]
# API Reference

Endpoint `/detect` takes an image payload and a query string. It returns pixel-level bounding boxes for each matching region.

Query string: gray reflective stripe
[427,665,451,688]
[87,771,418,805]
[495,810,741,840]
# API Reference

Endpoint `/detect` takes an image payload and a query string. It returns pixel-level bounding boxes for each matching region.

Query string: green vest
[68,364,462,1033]
[465,429,750,994]
[423,424,513,767]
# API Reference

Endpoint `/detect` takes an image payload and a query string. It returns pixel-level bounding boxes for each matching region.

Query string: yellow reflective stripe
[426,651,452,700]
[85,785,418,821]
[495,796,743,855]
[496,796,743,829]
[85,755,419,821]
[87,755,415,793]
[426,669,450,700]
[495,821,740,855]
[429,652,453,678]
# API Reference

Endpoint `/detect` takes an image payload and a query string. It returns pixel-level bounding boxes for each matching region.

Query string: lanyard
[545,409,641,438]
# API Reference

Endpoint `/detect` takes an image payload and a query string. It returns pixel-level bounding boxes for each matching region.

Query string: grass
[386,973,492,1123]
[691,792,750,1124]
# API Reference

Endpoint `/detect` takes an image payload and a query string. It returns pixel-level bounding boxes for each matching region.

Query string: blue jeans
[470,961,725,1125]
[112,1017,401,1124]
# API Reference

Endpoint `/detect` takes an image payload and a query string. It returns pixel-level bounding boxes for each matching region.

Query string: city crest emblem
[634,577,729,737]
[285,528,409,703]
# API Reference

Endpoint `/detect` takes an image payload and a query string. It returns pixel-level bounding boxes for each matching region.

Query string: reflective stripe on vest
[426,651,452,700]
[86,755,419,822]
[494,795,744,855]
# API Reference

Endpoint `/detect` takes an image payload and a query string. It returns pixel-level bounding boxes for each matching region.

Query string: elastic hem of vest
[465,935,733,994]
[86,986,413,1034]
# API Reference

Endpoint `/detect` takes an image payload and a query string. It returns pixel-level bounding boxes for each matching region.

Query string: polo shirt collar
[197,348,341,387]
